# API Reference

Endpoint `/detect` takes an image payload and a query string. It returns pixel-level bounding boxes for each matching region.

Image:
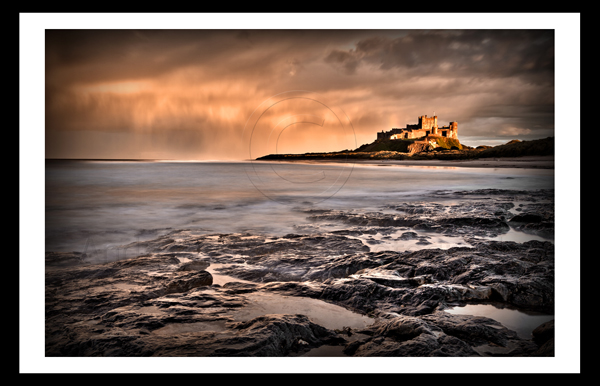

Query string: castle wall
[391,129,430,139]
[378,116,457,141]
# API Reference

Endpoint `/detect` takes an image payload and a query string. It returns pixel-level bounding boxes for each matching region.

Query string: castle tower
[449,122,458,139]
[418,115,437,133]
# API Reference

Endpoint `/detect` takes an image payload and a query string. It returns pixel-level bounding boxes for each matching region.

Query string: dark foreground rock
[531,319,555,356]
[45,188,555,357]
[342,312,539,357]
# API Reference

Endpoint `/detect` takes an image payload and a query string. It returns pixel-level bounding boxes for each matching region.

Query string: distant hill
[475,137,554,158]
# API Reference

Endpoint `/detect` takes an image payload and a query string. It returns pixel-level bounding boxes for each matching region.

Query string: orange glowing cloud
[45,29,556,159]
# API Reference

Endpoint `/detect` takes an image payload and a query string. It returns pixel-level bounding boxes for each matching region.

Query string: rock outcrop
[407,141,434,154]
[45,188,555,357]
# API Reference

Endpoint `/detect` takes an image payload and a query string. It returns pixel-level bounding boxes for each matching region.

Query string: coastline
[256,155,555,169]
[349,155,555,169]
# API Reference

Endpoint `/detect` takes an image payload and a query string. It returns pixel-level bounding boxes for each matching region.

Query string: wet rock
[343,312,537,357]
[219,314,347,356]
[310,203,518,238]
[532,319,554,345]
[114,254,180,268]
[178,260,211,271]
[531,319,554,356]
[222,281,260,294]
[509,213,544,223]
[532,338,554,357]
[355,274,420,289]
[164,271,213,294]
[365,238,384,245]
[303,253,391,281]
[46,188,555,357]
[438,217,510,234]
[398,231,419,240]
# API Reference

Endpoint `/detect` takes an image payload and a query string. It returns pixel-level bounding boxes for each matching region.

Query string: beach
[267,155,555,170]
[343,155,555,169]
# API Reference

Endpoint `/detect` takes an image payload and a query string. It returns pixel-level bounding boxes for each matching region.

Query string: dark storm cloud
[46,29,554,92]
[46,30,247,85]
[46,29,377,85]
[322,30,554,85]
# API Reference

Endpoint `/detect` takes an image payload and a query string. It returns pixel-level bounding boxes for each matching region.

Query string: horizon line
[44,158,253,162]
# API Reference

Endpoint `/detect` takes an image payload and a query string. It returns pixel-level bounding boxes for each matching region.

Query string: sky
[36,14,577,160]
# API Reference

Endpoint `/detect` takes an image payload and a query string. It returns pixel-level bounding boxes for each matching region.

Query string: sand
[291,155,555,169]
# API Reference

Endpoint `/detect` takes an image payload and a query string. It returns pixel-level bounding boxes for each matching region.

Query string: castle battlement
[378,115,457,141]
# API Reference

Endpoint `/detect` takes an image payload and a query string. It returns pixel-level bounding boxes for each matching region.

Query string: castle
[377,115,458,141]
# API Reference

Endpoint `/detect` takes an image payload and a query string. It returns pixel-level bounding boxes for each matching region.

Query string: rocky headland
[256,137,554,164]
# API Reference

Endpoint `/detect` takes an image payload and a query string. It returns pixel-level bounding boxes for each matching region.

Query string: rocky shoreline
[45,188,555,357]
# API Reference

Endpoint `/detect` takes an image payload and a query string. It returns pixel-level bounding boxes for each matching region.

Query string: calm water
[445,304,554,340]
[45,160,554,254]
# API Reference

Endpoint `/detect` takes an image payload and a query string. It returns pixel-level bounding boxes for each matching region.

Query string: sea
[45,159,556,255]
